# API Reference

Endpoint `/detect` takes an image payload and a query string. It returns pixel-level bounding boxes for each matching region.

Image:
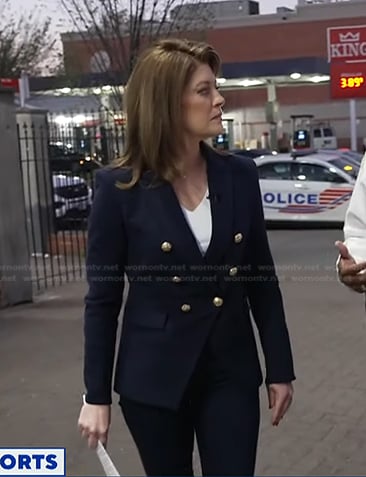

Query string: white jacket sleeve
[343,153,366,263]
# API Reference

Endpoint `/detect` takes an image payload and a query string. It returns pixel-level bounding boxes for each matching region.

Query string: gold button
[172,276,182,283]
[161,241,172,252]
[181,303,191,312]
[213,297,224,307]
[234,233,243,244]
[229,267,238,276]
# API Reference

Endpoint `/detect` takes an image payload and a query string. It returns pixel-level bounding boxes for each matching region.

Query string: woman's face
[181,63,225,142]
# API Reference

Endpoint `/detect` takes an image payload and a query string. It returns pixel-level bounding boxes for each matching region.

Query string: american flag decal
[318,188,353,208]
[278,188,353,214]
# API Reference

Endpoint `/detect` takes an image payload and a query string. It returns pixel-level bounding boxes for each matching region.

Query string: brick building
[57,0,366,149]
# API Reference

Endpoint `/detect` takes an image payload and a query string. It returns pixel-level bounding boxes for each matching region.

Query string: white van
[312,126,338,149]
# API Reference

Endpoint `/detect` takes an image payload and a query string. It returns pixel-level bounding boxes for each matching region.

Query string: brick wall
[62,16,366,74]
[207,17,366,62]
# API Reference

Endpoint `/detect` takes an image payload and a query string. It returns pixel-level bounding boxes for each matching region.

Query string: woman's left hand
[267,382,294,426]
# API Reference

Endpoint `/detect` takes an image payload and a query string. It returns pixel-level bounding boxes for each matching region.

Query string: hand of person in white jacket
[335,240,366,293]
[336,153,366,292]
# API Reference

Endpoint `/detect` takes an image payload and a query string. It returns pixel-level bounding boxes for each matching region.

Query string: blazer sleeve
[342,153,366,264]
[83,169,127,404]
[245,161,296,385]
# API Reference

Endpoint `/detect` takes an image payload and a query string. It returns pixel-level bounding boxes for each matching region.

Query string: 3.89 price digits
[340,76,365,89]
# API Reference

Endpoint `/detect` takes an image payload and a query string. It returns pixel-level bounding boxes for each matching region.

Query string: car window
[292,163,346,183]
[49,145,65,157]
[339,152,362,165]
[323,128,334,137]
[257,162,292,180]
[313,129,322,138]
[328,158,359,179]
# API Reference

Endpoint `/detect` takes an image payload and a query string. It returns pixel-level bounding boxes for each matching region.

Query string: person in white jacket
[336,153,366,292]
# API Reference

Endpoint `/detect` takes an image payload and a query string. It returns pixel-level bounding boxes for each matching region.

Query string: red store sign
[328,25,366,63]
[327,25,366,100]
[0,78,19,91]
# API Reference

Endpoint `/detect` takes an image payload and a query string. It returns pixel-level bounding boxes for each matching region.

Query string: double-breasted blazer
[83,143,295,410]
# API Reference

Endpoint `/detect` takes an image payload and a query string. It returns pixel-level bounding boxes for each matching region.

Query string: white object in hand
[96,440,120,476]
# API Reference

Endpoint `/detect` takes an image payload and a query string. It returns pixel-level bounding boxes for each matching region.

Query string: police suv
[254,149,362,224]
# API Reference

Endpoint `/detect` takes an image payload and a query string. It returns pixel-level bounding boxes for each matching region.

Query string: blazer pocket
[125,308,168,330]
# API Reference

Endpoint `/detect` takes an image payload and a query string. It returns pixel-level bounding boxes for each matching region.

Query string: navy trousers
[119,345,261,476]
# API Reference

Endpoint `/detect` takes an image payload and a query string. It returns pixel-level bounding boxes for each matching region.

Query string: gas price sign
[340,76,365,89]
[330,61,366,99]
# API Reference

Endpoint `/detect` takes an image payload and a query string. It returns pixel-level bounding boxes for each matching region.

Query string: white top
[342,152,366,263]
[181,190,212,255]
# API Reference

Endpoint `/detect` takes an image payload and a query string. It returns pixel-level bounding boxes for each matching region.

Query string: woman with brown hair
[78,38,295,476]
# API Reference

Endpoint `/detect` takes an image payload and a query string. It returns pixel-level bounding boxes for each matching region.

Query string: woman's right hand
[78,402,111,449]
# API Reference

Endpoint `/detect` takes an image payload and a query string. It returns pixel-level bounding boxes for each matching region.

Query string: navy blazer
[83,143,295,410]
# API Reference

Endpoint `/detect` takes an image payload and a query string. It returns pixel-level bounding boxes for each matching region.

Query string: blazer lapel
[204,146,234,264]
[142,173,206,265]
[140,144,234,266]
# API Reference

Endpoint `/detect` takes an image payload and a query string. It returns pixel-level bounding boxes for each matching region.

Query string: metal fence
[17,108,126,293]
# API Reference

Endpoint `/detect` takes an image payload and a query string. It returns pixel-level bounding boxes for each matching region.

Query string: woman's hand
[78,402,111,449]
[335,241,366,293]
[267,382,294,426]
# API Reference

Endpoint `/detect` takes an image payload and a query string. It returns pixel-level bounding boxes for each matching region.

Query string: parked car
[230,148,277,159]
[318,148,364,167]
[52,173,93,225]
[255,150,359,224]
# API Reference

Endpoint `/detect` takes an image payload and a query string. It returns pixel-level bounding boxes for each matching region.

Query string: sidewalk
[0,281,144,476]
[1,277,366,476]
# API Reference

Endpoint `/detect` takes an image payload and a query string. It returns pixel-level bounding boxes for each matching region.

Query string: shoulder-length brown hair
[113,38,221,188]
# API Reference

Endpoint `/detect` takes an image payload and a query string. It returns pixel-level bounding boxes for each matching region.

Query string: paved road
[1,229,366,476]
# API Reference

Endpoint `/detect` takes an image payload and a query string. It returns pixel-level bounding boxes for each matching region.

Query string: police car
[255,150,361,224]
